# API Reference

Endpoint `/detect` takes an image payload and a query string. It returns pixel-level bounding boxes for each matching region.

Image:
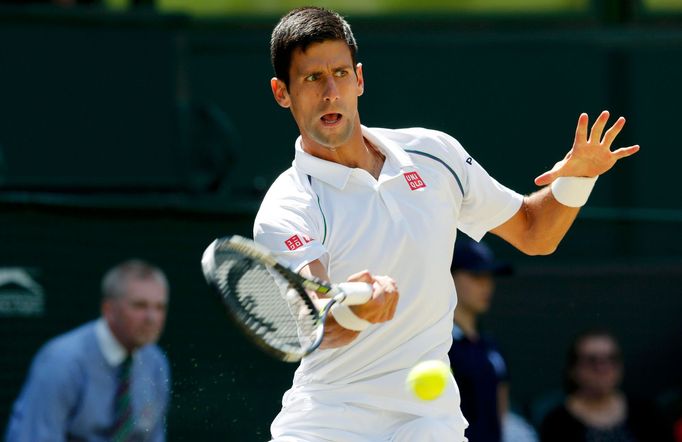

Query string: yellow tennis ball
[406,360,450,401]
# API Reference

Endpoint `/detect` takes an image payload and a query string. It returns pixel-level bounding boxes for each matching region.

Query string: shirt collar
[293,126,415,190]
[95,318,128,367]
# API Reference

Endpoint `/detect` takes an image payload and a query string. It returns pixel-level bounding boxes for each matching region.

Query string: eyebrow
[299,64,353,77]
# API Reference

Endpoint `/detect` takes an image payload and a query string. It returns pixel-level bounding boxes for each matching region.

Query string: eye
[304,74,318,82]
[334,70,348,78]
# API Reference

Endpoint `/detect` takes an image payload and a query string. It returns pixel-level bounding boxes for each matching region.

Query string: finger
[371,280,386,300]
[373,275,397,293]
[574,113,589,144]
[601,116,626,147]
[588,110,610,143]
[347,270,373,284]
[611,144,640,160]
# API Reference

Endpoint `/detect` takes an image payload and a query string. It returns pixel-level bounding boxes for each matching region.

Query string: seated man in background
[5,259,171,442]
[540,328,672,442]
[449,236,537,442]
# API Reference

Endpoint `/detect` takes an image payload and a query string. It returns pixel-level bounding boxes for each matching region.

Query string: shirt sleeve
[436,132,523,241]
[149,352,170,442]
[5,344,80,442]
[253,174,328,273]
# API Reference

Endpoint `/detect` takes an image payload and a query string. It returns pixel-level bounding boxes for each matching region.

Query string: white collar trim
[293,126,415,189]
[95,318,128,366]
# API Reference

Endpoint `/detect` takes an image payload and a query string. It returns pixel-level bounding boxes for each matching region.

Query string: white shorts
[270,394,467,442]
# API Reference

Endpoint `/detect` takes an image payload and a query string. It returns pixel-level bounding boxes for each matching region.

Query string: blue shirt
[5,320,170,442]
[448,324,508,442]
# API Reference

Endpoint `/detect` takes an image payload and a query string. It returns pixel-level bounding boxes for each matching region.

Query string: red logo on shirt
[284,235,303,251]
[284,234,313,251]
[404,172,426,190]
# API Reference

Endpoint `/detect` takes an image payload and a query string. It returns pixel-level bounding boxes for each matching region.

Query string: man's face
[453,271,495,315]
[271,39,364,151]
[103,277,168,352]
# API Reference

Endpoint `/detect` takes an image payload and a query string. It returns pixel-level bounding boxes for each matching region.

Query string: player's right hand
[347,270,399,324]
[319,270,398,349]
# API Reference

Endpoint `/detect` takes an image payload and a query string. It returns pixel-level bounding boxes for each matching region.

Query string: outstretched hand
[534,111,640,186]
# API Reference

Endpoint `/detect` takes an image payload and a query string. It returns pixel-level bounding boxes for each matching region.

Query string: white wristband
[330,304,371,331]
[551,176,598,207]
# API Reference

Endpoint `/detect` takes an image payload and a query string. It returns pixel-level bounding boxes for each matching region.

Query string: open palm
[535,111,640,186]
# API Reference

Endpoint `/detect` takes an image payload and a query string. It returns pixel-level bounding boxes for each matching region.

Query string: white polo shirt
[253,126,522,419]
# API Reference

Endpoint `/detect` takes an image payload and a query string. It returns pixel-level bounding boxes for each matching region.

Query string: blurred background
[0,0,680,440]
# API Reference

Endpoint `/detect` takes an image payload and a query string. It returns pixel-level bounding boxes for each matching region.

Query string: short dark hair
[270,6,358,87]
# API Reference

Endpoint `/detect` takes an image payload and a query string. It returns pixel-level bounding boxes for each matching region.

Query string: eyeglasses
[577,352,621,368]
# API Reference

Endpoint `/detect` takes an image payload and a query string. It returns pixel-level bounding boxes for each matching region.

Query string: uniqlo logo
[404,172,426,190]
[284,235,304,251]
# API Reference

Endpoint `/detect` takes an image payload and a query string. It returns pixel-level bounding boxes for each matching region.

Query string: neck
[454,309,478,338]
[567,390,626,428]
[300,124,384,179]
[573,389,621,406]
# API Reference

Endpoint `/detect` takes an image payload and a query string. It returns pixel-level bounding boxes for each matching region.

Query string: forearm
[492,186,580,256]
[495,111,638,255]
[299,260,361,349]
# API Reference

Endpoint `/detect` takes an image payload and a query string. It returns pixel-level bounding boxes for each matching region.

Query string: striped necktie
[111,356,134,442]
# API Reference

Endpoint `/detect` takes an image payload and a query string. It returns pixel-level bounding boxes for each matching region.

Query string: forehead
[578,336,616,354]
[290,39,354,73]
[122,277,168,303]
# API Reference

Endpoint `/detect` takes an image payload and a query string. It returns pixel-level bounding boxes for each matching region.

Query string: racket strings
[214,250,320,358]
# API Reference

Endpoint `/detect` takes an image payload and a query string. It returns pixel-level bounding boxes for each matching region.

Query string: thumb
[534,170,557,187]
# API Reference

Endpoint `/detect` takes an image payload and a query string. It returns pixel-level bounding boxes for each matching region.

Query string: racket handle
[334,282,372,305]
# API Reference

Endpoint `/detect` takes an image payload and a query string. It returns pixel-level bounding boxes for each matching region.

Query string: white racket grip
[328,282,372,332]
[334,282,373,305]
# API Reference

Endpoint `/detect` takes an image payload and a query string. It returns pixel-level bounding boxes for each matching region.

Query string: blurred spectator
[448,235,537,442]
[5,259,171,442]
[503,410,539,442]
[540,329,673,442]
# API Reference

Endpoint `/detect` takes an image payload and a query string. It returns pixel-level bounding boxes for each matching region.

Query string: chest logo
[404,171,426,190]
[284,234,313,251]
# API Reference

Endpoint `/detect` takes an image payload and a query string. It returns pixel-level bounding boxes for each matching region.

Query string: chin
[135,334,161,347]
[312,123,354,147]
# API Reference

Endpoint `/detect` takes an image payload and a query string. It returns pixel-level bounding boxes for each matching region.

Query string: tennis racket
[201,235,373,362]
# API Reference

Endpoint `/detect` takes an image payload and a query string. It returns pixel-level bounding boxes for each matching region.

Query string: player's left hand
[534,111,640,186]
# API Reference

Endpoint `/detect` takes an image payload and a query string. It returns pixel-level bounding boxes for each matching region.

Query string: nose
[323,76,340,102]
[145,306,162,323]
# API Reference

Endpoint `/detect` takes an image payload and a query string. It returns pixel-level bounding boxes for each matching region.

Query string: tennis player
[254,7,639,441]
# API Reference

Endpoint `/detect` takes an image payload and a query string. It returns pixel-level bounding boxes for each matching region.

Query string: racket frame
[202,235,356,362]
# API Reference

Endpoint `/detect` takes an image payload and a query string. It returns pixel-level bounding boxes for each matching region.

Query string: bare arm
[299,259,399,349]
[492,111,639,255]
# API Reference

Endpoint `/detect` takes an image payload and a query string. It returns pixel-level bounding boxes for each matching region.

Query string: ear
[271,77,291,108]
[356,63,364,97]
[101,299,112,321]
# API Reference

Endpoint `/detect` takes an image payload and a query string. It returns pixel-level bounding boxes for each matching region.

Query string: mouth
[320,113,343,126]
